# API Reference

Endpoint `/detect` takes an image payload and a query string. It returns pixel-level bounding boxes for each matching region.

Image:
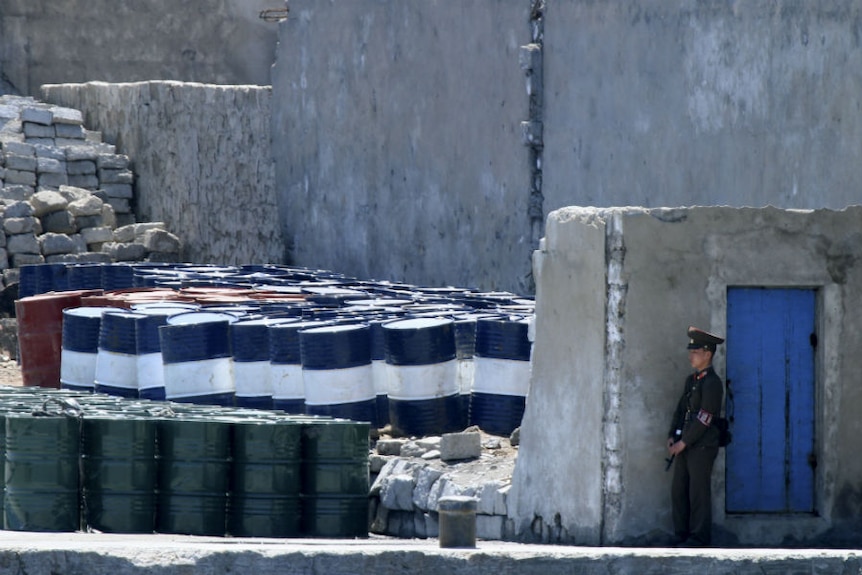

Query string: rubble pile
[0,95,181,290]
[369,428,519,541]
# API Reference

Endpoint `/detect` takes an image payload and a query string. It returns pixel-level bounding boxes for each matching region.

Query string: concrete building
[510,205,862,547]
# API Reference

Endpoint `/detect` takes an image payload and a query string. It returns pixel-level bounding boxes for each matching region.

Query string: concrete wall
[0,0,280,96]
[271,0,534,294]
[542,1,862,212]
[41,82,282,266]
[511,205,862,546]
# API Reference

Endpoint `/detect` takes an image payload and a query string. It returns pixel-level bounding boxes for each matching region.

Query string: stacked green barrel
[0,386,369,538]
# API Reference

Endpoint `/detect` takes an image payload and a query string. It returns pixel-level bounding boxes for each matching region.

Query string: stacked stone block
[0,95,181,288]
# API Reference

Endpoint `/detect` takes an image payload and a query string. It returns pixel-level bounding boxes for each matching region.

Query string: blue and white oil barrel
[383,317,460,437]
[132,306,193,401]
[451,313,492,429]
[60,306,117,392]
[299,323,377,426]
[231,317,297,409]
[94,310,145,398]
[470,315,532,436]
[159,311,238,407]
[368,318,391,426]
[268,320,325,414]
[67,262,105,291]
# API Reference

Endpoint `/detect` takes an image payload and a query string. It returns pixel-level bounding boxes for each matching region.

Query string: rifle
[665,429,682,471]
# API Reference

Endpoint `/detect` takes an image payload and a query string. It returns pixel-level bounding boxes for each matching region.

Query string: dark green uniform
[668,365,724,546]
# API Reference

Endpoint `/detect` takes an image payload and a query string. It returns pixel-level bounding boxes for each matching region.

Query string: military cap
[687,326,725,352]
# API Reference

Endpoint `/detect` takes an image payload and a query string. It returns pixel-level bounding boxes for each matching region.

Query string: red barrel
[15,290,103,388]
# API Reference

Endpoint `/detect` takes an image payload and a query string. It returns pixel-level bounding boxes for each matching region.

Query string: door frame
[707,280,838,543]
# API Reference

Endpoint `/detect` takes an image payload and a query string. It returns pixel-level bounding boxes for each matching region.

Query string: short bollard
[438,496,477,548]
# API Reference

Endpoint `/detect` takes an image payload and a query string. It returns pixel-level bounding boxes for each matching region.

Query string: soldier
[667,326,725,547]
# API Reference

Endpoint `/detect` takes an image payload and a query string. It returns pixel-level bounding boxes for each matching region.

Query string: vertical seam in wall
[524,0,544,293]
[602,211,626,544]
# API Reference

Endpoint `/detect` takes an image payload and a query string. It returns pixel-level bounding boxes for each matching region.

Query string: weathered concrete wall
[542,1,862,212]
[271,0,533,294]
[0,0,280,97]
[511,206,862,547]
[41,82,282,266]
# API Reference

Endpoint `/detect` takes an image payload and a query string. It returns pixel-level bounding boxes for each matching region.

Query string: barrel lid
[166,311,239,325]
[383,317,453,331]
[62,306,117,318]
[299,322,368,335]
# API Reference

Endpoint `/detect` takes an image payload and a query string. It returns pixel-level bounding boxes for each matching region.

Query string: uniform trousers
[671,444,719,545]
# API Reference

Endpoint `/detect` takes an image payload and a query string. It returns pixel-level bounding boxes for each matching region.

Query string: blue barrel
[383,317,460,437]
[67,262,104,290]
[18,263,68,298]
[60,306,116,392]
[299,323,377,426]
[159,312,238,407]
[133,307,192,401]
[230,317,296,409]
[101,263,137,291]
[268,320,327,414]
[470,315,532,436]
[368,318,391,426]
[95,310,145,398]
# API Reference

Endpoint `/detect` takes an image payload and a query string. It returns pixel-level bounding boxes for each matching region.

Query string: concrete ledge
[0,532,860,574]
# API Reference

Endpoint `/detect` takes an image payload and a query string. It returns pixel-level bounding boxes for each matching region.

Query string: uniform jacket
[667,365,724,448]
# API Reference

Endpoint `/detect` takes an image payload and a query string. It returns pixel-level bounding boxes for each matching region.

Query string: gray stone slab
[21,107,52,125]
[23,122,54,138]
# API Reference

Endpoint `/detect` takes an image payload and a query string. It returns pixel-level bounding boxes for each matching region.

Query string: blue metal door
[725,287,816,513]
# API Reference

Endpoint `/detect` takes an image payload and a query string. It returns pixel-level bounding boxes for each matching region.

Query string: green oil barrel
[81,414,157,533]
[228,418,302,537]
[156,417,231,536]
[4,413,81,531]
[300,419,370,538]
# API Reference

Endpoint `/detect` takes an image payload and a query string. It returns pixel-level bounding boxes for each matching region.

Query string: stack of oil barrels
[0,385,369,537]
[17,262,535,438]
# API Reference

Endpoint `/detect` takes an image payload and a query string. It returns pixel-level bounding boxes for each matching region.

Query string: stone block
[65,146,98,162]
[23,123,54,139]
[380,473,416,511]
[0,248,8,271]
[376,439,406,456]
[4,154,37,172]
[1,141,34,156]
[108,197,131,214]
[145,251,181,263]
[67,195,103,217]
[54,124,85,140]
[98,169,134,185]
[440,431,481,461]
[369,453,391,474]
[412,466,444,511]
[10,253,43,267]
[97,153,130,170]
[114,222,165,242]
[42,210,77,234]
[6,233,39,255]
[370,458,416,497]
[38,172,69,188]
[25,138,55,147]
[101,204,116,228]
[3,201,33,218]
[36,158,65,174]
[66,160,96,176]
[476,480,507,515]
[101,183,133,199]
[101,241,147,261]
[30,190,68,216]
[39,232,77,255]
[494,484,510,516]
[4,216,37,235]
[476,514,505,540]
[50,107,83,125]
[0,185,33,201]
[34,144,65,160]
[21,107,52,126]
[57,185,91,202]
[79,226,113,245]
[68,174,99,189]
[5,169,36,187]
